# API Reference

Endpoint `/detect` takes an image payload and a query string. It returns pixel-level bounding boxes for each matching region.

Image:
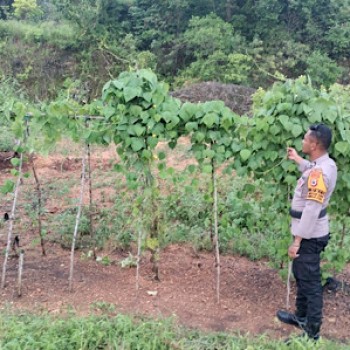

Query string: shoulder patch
[307,169,327,203]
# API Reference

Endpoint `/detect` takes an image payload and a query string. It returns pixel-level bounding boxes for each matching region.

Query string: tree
[306,51,343,88]
[13,0,41,19]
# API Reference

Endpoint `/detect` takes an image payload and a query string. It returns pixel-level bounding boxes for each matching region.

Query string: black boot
[276,310,306,329]
[305,322,321,341]
[284,323,321,345]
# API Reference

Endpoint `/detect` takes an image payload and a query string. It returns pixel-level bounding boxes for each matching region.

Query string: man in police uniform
[277,124,337,341]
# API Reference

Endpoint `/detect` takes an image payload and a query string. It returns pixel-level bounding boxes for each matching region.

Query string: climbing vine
[1,70,350,295]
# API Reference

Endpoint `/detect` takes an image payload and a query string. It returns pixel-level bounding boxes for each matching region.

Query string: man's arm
[287,147,312,172]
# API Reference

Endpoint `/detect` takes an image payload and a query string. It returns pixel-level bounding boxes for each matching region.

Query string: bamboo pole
[31,157,46,256]
[17,250,24,297]
[87,143,96,259]
[1,153,24,289]
[136,226,143,291]
[68,145,88,292]
[211,159,221,303]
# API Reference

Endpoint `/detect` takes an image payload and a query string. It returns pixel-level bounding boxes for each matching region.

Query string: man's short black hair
[309,124,332,150]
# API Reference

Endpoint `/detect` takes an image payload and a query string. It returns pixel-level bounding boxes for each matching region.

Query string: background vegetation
[1,0,350,100]
[1,1,350,348]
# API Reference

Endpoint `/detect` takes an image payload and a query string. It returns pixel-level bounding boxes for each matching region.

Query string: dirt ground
[0,149,349,343]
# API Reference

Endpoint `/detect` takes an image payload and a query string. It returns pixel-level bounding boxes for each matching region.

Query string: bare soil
[0,149,349,343]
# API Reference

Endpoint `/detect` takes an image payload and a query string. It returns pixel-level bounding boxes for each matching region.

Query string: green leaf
[203,149,215,159]
[187,164,196,173]
[179,103,198,122]
[131,138,145,152]
[147,136,158,149]
[141,149,152,160]
[240,149,251,161]
[103,106,115,119]
[194,132,205,143]
[291,124,303,138]
[168,141,177,149]
[1,180,15,194]
[202,164,213,173]
[158,151,166,160]
[10,158,20,167]
[166,116,180,130]
[185,122,198,132]
[278,115,289,129]
[139,69,157,84]
[133,124,146,137]
[335,141,350,155]
[243,184,255,193]
[124,87,141,102]
[202,113,218,128]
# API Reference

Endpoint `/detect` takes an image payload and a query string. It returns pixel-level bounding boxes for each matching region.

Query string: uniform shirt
[291,153,337,239]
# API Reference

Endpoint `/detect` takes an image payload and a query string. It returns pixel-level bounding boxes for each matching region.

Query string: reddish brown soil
[0,149,349,343]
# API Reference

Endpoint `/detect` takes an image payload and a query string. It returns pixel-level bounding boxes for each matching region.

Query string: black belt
[289,208,327,219]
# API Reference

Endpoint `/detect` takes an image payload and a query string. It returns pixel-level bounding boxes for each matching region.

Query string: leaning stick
[17,250,24,296]
[136,226,143,291]
[212,160,221,303]
[286,260,293,309]
[1,153,24,289]
[68,145,87,292]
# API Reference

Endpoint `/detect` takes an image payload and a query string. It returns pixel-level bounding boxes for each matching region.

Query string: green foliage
[178,51,252,85]
[1,67,349,287]
[0,125,15,151]
[2,0,350,97]
[306,51,343,88]
[0,310,347,349]
[101,69,182,160]
[12,0,42,20]
[54,208,91,249]
[239,77,350,273]
[0,20,79,48]
[183,14,240,59]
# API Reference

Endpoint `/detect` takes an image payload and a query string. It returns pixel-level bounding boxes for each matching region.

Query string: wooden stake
[212,159,221,303]
[17,250,24,297]
[87,143,96,259]
[68,145,87,292]
[31,157,46,256]
[1,153,23,289]
[286,260,293,309]
[136,226,143,291]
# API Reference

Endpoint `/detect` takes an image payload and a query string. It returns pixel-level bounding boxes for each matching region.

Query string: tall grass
[0,20,79,49]
[0,309,348,350]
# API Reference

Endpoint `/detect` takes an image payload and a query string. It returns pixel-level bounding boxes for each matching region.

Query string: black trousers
[292,234,329,324]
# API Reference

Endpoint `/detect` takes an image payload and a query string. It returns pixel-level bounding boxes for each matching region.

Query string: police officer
[277,124,337,341]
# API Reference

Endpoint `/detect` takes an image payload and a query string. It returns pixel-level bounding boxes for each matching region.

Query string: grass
[0,309,348,350]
